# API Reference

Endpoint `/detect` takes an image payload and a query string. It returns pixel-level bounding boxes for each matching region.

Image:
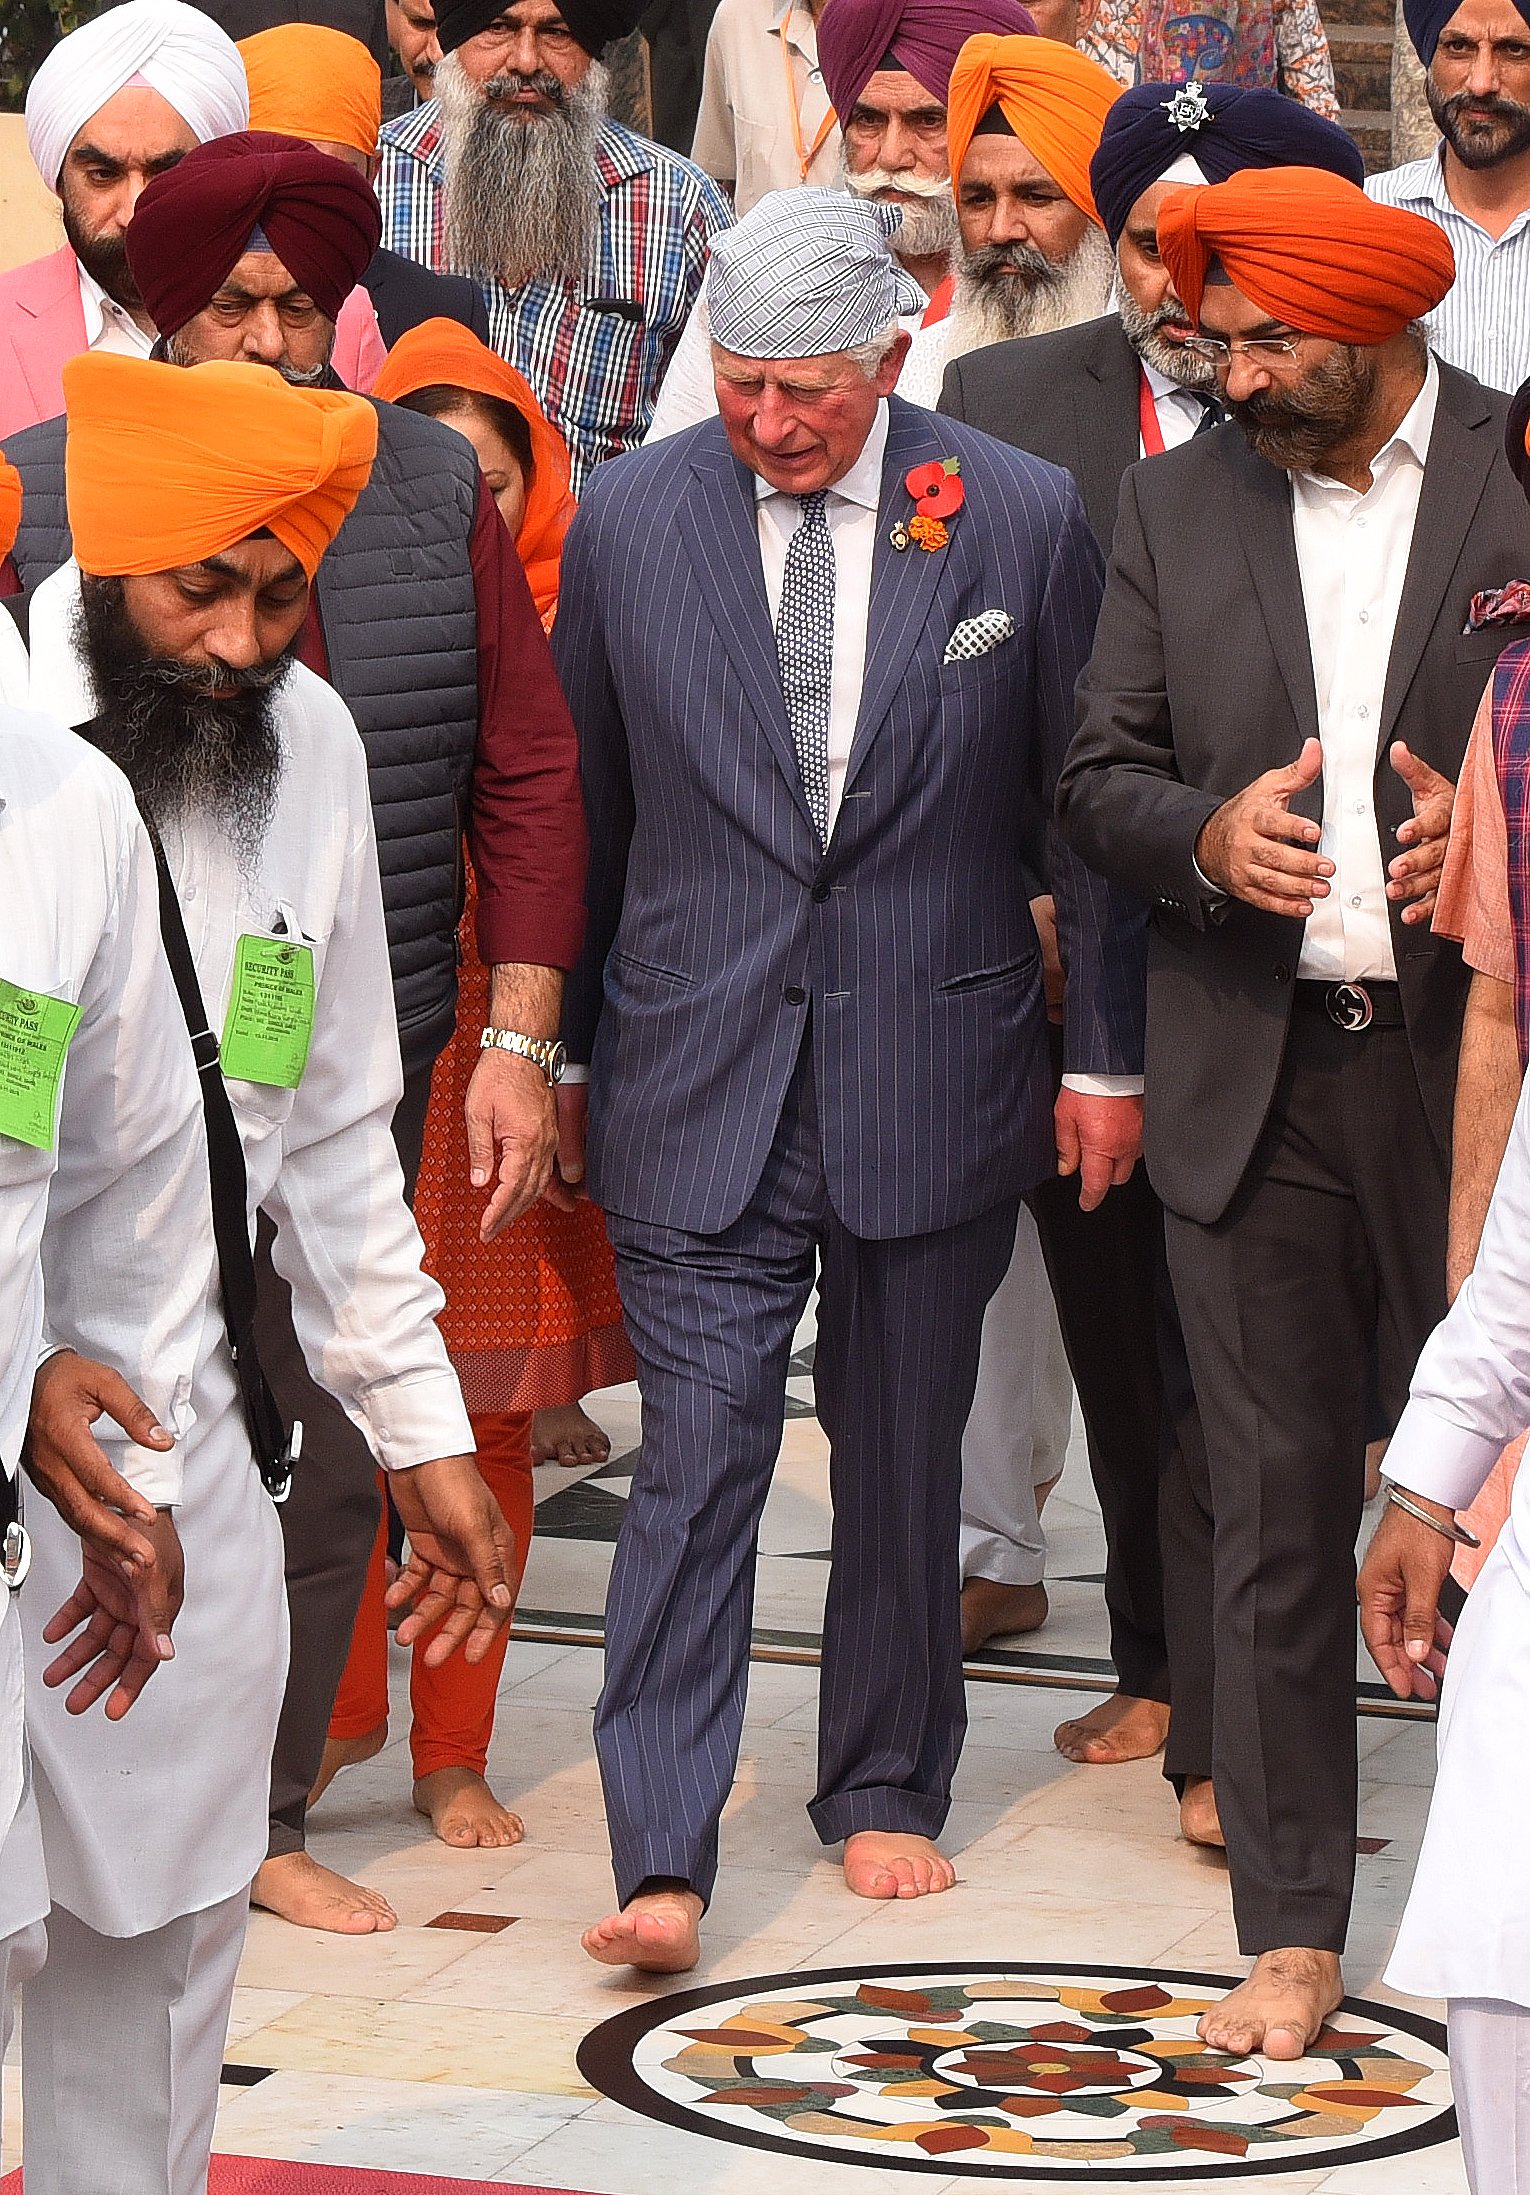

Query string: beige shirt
[691,0,841,212]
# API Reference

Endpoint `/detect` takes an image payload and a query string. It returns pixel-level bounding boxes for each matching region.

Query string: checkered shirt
[376,104,731,492]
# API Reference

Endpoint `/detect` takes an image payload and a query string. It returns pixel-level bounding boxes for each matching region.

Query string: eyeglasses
[1181,333,1307,365]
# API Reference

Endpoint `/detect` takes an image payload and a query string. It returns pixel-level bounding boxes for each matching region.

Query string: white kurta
[0,708,208,1908]
[0,614,28,709]
[1384,1061,1530,2007]
[20,563,475,1936]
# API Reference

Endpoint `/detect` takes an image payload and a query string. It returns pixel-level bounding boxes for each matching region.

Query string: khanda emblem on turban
[1162,79,1212,133]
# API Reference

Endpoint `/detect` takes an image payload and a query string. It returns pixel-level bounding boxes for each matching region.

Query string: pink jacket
[0,243,386,442]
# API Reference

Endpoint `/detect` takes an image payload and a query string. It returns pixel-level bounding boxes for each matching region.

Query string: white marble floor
[1,1376,1458,2191]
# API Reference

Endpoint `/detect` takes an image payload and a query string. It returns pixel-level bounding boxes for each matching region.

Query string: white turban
[709,189,927,361]
[26,0,249,194]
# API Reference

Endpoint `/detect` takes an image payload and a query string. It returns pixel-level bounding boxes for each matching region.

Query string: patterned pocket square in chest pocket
[944,610,1015,664]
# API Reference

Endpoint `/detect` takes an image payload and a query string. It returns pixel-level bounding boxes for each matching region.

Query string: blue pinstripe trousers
[598,1043,1019,1906]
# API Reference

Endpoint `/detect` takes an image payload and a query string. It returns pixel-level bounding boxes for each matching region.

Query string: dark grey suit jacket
[940,314,1142,552]
[1058,359,1530,1227]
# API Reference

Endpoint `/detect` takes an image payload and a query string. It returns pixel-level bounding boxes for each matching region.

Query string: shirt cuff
[1061,1073,1146,1097]
[1192,852,1227,902]
[1379,1396,1506,1514]
[365,1371,476,1473]
[476,901,588,977]
[560,1062,590,1084]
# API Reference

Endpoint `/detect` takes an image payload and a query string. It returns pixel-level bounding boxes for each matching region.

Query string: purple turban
[1089,79,1367,246]
[818,0,1038,122]
[1405,0,1530,62]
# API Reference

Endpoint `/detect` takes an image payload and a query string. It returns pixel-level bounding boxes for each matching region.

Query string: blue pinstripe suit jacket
[556,395,1147,1240]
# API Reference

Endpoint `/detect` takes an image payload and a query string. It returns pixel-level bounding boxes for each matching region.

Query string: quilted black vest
[5,400,479,1076]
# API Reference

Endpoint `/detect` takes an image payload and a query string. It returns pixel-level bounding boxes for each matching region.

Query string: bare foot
[413,1765,525,1850]
[582,1886,703,1972]
[251,1850,397,1934]
[1179,1775,1226,1849]
[961,1578,1048,1655]
[844,1830,957,1900]
[532,1403,611,1468]
[1053,1692,1170,1764]
[1198,1948,1344,2061]
[309,1721,388,1806]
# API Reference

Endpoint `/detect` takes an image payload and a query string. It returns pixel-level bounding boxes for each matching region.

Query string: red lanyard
[781,5,836,181]
[1138,367,1166,456]
[922,273,956,328]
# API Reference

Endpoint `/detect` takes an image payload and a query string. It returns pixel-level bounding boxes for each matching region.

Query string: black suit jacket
[1058,359,1530,1227]
[940,315,1142,552]
[363,248,491,348]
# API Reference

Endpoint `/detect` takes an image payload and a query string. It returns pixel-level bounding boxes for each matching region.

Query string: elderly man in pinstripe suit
[551,192,1148,1973]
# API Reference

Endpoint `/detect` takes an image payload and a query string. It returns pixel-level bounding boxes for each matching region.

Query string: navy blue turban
[1404,0,1530,61]
[1088,78,1368,247]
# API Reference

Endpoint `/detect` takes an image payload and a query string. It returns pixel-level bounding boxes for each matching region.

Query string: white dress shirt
[76,262,155,360]
[755,401,886,837]
[1289,358,1438,982]
[1140,360,1209,455]
[0,708,210,1847]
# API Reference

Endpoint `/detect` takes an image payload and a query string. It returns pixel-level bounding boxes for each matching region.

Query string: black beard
[1228,343,1380,473]
[76,577,287,865]
[1426,80,1530,167]
[61,199,143,313]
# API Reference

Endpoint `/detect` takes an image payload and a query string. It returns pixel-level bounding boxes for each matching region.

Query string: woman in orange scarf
[324,323,633,1849]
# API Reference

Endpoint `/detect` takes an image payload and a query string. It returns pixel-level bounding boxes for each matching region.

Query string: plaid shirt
[1491,637,1530,1067]
[377,105,731,491]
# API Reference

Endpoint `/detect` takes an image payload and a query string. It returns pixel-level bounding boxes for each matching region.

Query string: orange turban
[238,24,382,158]
[64,353,377,581]
[0,456,20,563]
[1159,167,1456,345]
[947,34,1121,224]
[374,318,576,626]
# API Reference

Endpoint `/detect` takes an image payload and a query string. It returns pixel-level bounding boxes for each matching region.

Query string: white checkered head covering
[709,189,928,360]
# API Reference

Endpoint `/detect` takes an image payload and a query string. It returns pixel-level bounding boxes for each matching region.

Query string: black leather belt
[0,1468,15,1537]
[1,1469,28,1594]
[1293,980,1405,1032]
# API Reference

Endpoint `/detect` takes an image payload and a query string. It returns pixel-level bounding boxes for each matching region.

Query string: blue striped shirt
[376,104,731,492]
[1367,148,1530,393]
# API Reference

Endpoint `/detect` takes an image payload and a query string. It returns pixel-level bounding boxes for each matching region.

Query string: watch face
[548,1042,569,1083]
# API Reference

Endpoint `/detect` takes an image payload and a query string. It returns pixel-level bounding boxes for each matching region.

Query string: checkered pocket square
[943,610,1015,664]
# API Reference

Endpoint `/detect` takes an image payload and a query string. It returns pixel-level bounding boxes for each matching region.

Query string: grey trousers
[21,1888,248,2195]
[959,1202,1073,1589]
[262,1060,434,1857]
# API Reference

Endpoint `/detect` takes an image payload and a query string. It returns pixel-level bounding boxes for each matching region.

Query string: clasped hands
[1194,736,1454,922]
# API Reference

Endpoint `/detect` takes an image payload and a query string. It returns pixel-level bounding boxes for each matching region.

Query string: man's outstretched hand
[1195,739,1329,916]
[42,1511,184,1719]
[1055,1089,1143,1211]
[1387,741,1456,925]
[385,1453,518,1667]
[25,1350,174,1578]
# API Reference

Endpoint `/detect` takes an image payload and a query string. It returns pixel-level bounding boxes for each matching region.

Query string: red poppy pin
[892,457,964,553]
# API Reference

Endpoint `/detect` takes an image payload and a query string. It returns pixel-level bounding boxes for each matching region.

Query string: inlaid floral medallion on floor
[579,1962,1454,2180]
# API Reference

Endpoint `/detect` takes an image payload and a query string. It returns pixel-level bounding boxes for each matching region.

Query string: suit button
[784,985,807,1005]
[811,883,831,903]
[1273,964,1291,984]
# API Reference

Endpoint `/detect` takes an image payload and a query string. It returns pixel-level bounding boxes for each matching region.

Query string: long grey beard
[946,225,1115,358]
[1112,275,1218,391]
[436,52,607,288]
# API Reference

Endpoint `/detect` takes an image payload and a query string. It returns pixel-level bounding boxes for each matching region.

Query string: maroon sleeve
[466,475,588,971]
[0,556,18,597]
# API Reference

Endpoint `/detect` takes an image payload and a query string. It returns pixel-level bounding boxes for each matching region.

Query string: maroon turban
[818,0,1037,121]
[126,131,382,337]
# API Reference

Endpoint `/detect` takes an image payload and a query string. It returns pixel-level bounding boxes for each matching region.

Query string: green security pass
[220,933,316,1090]
[0,976,82,1151]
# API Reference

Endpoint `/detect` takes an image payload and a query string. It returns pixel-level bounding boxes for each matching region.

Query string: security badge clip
[3,1522,31,1594]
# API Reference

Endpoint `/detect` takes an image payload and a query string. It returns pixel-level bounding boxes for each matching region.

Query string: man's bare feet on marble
[1179,1776,1226,1849]
[1198,1948,1344,2060]
[582,1886,704,1971]
[251,1850,398,1933]
[961,1578,1048,1655]
[1054,1692,1170,1764]
[532,1403,611,1467]
[844,1830,957,1899]
[309,1721,388,1807]
[413,1765,525,1849]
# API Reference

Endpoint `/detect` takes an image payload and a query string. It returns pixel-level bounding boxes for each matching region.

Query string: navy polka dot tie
[775,490,836,844]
